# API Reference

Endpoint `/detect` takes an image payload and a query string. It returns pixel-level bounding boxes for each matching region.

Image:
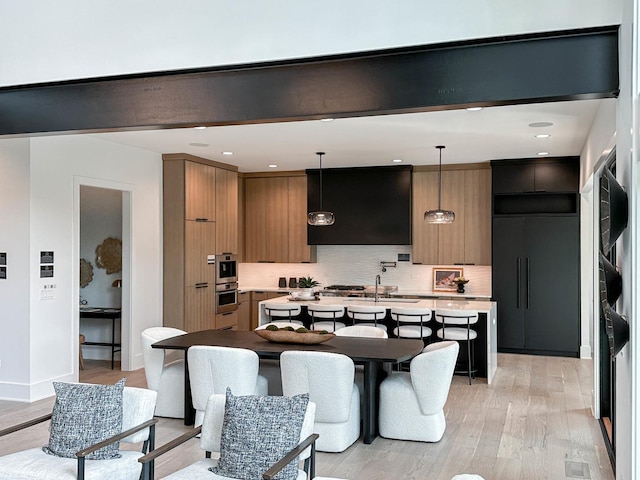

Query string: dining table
[152,329,424,444]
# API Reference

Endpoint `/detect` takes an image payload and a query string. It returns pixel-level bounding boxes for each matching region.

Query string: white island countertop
[258,296,498,384]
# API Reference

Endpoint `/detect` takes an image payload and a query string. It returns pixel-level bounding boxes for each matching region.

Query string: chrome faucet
[375,274,381,302]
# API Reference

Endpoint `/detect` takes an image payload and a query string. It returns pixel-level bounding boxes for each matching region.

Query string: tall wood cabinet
[163,154,238,332]
[412,164,491,265]
[491,157,580,356]
[243,173,316,263]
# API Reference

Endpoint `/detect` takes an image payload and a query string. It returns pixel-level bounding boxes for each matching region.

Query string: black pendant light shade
[598,252,622,307]
[600,168,628,254]
[603,304,629,356]
[307,152,335,226]
[424,145,455,224]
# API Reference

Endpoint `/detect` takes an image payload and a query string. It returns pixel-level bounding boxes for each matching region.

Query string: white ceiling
[91,99,606,172]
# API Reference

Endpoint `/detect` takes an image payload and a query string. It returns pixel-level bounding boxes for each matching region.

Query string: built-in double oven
[214,253,238,314]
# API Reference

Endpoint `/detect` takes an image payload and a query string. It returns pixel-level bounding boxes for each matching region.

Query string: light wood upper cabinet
[412,171,439,264]
[464,168,491,265]
[287,176,315,263]
[185,161,216,221]
[215,168,238,254]
[412,164,491,265]
[244,173,315,263]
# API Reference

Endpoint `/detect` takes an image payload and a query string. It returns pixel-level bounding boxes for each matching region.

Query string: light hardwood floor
[0,354,614,480]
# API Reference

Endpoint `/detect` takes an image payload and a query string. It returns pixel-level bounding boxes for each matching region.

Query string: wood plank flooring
[0,354,614,480]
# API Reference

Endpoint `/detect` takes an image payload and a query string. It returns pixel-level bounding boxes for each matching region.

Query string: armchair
[139,393,318,480]
[0,385,157,480]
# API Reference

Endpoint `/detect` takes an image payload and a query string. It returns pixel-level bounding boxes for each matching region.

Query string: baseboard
[0,371,75,402]
[580,345,592,359]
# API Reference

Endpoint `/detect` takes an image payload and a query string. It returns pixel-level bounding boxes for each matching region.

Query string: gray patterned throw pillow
[43,378,125,460]
[211,388,309,480]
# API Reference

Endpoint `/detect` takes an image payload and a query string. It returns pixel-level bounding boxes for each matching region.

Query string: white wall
[0,139,31,400]
[0,135,163,401]
[0,0,621,88]
[611,0,635,478]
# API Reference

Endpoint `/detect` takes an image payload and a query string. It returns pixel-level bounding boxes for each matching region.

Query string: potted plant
[297,276,320,297]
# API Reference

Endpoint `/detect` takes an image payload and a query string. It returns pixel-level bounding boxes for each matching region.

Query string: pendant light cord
[317,151,325,210]
[436,145,444,209]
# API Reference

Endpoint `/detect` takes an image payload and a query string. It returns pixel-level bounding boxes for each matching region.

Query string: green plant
[297,275,319,288]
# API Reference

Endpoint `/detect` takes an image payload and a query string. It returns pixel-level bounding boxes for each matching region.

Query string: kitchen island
[259,296,497,384]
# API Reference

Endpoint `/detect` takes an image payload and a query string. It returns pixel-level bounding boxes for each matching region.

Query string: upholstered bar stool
[346,305,388,334]
[308,304,346,332]
[390,306,433,342]
[434,308,479,384]
[262,304,304,329]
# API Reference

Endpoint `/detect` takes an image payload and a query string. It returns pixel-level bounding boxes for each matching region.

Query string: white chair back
[434,308,479,326]
[390,306,433,324]
[121,386,158,443]
[188,346,262,424]
[199,394,317,461]
[265,304,302,318]
[410,341,459,415]
[281,351,355,423]
[307,304,345,319]
[334,325,388,338]
[141,327,185,390]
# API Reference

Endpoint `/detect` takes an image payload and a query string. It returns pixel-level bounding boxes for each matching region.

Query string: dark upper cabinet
[492,157,579,194]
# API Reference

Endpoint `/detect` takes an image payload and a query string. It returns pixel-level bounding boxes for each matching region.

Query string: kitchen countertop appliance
[320,284,398,298]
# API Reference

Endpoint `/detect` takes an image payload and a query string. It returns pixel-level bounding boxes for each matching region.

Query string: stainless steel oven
[215,281,238,314]
[215,253,237,284]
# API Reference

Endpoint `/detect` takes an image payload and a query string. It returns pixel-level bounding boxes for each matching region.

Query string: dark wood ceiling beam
[0,26,618,136]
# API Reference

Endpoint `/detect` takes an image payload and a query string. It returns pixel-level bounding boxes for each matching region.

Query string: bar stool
[390,307,433,342]
[346,305,388,334]
[261,304,304,329]
[308,304,346,332]
[434,308,479,384]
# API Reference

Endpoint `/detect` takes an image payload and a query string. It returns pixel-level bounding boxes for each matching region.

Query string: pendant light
[307,151,335,226]
[424,145,455,224]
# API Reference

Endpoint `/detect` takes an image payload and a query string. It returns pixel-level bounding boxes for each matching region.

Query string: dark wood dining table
[152,329,424,444]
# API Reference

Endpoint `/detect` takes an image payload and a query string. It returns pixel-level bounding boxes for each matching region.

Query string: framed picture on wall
[433,267,463,292]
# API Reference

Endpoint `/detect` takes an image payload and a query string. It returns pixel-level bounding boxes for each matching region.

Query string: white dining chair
[346,305,388,333]
[188,346,269,426]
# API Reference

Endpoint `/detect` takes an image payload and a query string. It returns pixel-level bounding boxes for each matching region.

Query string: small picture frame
[433,267,464,292]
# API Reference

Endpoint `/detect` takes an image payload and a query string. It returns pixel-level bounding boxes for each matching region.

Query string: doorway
[75,177,132,374]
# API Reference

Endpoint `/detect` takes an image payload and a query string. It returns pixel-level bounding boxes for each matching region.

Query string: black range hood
[306,165,412,245]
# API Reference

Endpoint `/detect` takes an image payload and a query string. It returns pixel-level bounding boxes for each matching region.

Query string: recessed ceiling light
[221,151,234,155]
[529,121,554,128]
[537,151,550,156]
[193,126,207,130]
[320,118,335,122]
[535,134,551,138]
[392,159,403,163]
[189,142,209,147]
[466,107,483,112]
[268,164,278,168]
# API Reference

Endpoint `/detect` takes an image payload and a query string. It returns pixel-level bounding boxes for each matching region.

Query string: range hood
[306,165,412,245]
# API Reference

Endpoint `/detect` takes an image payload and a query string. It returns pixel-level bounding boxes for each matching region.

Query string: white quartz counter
[258,295,497,384]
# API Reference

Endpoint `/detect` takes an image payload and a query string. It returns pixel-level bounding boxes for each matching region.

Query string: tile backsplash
[239,245,491,296]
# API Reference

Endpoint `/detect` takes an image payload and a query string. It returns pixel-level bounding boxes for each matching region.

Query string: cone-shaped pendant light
[424,145,455,223]
[307,152,335,226]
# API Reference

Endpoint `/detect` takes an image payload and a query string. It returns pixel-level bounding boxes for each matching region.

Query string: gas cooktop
[321,284,398,297]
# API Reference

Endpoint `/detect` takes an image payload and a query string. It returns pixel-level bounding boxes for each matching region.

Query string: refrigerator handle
[516,257,521,309]
[526,257,530,309]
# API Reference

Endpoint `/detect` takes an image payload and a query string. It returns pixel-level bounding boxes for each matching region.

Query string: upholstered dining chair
[188,346,269,426]
[280,351,360,453]
[333,325,388,338]
[0,384,157,480]
[379,340,459,442]
[141,327,186,418]
[138,393,318,480]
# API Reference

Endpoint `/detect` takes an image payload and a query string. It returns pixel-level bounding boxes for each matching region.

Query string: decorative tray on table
[255,328,335,344]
